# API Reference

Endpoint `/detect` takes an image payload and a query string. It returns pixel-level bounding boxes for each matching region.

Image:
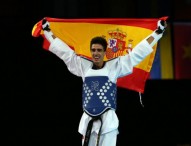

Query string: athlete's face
[90,44,105,68]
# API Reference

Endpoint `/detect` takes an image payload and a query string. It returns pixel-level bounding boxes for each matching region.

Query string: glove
[42,18,51,31]
[155,20,166,34]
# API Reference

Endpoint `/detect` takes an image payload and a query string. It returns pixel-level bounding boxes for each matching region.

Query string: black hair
[90,36,108,51]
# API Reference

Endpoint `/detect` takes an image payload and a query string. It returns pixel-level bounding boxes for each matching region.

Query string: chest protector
[82,76,117,116]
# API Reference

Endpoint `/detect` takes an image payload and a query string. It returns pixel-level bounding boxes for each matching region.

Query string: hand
[155,20,167,34]
[42,18,51,31]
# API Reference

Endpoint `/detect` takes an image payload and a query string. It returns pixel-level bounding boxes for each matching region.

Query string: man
[41,18,167,146]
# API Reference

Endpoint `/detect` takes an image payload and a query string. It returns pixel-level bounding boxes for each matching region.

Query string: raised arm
[146,20,167,46]
[41,18,91,78]
[108,19,168,80]
[127,19,167,66]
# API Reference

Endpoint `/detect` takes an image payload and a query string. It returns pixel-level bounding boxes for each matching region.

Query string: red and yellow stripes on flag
[32,17,167,93]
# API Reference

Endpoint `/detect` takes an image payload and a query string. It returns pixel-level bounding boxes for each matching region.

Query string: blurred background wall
[1,0,191,145]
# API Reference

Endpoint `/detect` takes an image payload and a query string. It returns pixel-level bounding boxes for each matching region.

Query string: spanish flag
[32,17,168,93]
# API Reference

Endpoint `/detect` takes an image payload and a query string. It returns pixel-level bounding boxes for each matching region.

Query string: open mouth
[94,56,100,61]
